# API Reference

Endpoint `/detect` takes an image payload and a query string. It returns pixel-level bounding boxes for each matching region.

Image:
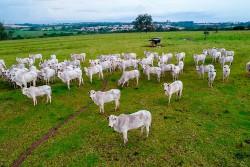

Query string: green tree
[133,14,153,33]
[0,22,7,40]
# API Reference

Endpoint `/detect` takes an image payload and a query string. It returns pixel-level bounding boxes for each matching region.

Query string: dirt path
[11,76,109,167]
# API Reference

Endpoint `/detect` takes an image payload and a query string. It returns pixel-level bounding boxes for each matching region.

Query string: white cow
[89,89,121,113]
[108,110,152,145]
[98,60,112,73]
[246,61,250,76]
[57,68,83,90]
[71,53,86,62]
[29,54,43,63]
[122,53,137,60]
[118,59,138,71]
[16,57,30,65]
[41,67,56,85]
[222,65,230,82]
[195,64,214,79]
[142,65,161,82]
[138,57,154,67]
[178,61,184,74]
[175,52,185,62]
[158,63,175,77]
[84,65,103,83]
[163,80,183,105]
[12,70,37,88]
[219,56,233,67]
[208,69,216,87]
[193,53,206,66]
[22,85,52,106]
[118,70,140,87]
[171,66,181,81]
[223,50,234,57]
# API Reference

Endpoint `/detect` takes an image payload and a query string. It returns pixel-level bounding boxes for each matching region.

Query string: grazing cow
[246,61,250,76]
[29,54,43,63]
[118,70,140,87]
[195,64,214,79]
[163,80,183,105]
[58,68,83,90]
[84,65,103,83]
[108,110,152,145]
[219,56,233,67]
[118,59,138,71]
[208,69,216,87]
[89,89,121,113]
[71,53,86,62]
[222,65,230,82]
[22,85,52,106]
[211,51,221,63]
[142,65,161,82]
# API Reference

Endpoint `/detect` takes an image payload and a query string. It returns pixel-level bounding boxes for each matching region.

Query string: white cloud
[0,0,249,23]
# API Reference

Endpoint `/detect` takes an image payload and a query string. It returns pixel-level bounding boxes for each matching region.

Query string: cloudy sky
[0,0,249,24]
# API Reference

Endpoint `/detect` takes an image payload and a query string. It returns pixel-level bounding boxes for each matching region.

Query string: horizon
[1,0,250,24]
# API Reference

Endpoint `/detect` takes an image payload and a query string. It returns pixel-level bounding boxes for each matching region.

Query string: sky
[0,0,249,24]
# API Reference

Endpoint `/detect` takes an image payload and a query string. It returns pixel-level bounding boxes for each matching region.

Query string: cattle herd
[0,48,249,145]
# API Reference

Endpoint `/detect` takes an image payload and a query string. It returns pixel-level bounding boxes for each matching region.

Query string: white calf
[163,80,183,105]
[89,89,121,113]
[108,110,151,145]
[118,70,140,87]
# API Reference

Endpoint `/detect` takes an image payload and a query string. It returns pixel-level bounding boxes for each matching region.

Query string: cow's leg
[127,80,129,86]
[33,97,36,106]
[67,81,70,90]
[90,75,92,83]
[115,99,119,111]
[148,74,150,80]
[136,77,139,86]
[168,94,172,105]
[140,125,144,137]
[123,131,128,146]
[146,124,149,138]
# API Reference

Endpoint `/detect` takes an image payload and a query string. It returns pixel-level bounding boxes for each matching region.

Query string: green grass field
[0,31,250,166]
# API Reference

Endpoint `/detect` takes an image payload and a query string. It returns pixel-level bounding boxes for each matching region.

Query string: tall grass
[0,31,249,166]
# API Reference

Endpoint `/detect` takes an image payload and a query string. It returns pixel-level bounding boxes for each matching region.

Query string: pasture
[0,31,250,166]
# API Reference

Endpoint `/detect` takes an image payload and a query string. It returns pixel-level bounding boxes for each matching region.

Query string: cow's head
[22,87,29,95]
[89,90,96,100]
[163,83,170,93]
[108,115,117,128]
